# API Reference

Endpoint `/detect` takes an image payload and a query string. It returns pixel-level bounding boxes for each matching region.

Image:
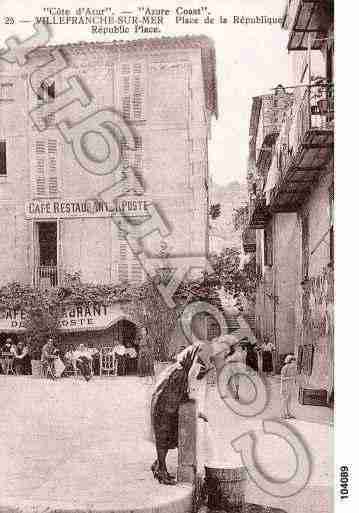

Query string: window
[36,80,55,127]
[33,139,58,197]
[264,223,273,267]
[0,141,6,176]
[0,82,14,102]
[36,80,55,101]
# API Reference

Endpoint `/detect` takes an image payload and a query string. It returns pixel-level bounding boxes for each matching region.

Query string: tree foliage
[208,247,258,302]
[0,272,218,361]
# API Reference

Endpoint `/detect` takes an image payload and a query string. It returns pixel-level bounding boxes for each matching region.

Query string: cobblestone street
[0,374,333,512]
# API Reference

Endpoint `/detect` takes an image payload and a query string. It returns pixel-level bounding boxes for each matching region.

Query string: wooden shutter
[119,60,145,121]
[48,139,58,196]
[0,140,6,175]
[35,140,46,196]
[131,256,144,285]
[118,228,129,282]
[33,139,58,197]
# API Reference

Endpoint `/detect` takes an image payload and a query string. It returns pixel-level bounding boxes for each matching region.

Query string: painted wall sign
[25,198,150,219]
[0,303,131,333]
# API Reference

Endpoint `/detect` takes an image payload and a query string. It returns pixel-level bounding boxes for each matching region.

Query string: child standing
[280,354,297,419]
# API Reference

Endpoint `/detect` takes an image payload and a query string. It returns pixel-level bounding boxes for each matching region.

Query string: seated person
[41,338,58,378]
[73,344,92,381]
[13,341,31,375]
[0,337,16,374]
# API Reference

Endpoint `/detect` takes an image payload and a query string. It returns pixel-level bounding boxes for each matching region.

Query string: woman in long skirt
[137,326,154,380]
[150,337,235,485]
[150,342,215,485]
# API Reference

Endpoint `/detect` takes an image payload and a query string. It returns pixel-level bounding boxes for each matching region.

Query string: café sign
[0,303,131,333]
[25,198,150,219]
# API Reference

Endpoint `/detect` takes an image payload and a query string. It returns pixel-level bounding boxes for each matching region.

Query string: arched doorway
[114,319,139,375]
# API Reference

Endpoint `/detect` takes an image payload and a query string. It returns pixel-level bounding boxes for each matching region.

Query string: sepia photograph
[0,1,338,512]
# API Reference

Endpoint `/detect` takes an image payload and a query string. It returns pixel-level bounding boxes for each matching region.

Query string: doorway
[34,221,58,287]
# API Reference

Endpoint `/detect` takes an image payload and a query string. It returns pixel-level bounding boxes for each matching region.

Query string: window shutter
[119,61,145,121]
[48,139,58,196]
[0,140,6,175]
[35,140,46,196]
[134,135,143,179]
[133,62,144,121]
[117,227,129,282]
[33,139,58,197]
[0,83,14,102]
[131,257,144,285]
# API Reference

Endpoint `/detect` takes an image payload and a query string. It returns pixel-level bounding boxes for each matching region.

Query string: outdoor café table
[0,352,15,375]
[66,348,98,375]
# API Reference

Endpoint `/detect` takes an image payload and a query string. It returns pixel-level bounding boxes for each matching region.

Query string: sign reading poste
[25,198,150,219]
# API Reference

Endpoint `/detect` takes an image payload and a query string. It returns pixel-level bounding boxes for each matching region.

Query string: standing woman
[261,338,275,375]
[137,326,154,382]
[150,341,215,485]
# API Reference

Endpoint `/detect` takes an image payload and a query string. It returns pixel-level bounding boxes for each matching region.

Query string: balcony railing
[268,82,334,211]
[34,266,61,289]
[248,193,270,229]
[283,0,333,51]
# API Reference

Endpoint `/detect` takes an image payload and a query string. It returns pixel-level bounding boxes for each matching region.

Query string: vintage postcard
[0,1,340,512]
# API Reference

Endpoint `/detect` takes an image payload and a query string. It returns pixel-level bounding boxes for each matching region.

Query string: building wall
[0,43,212,287]
[274,213,300,359]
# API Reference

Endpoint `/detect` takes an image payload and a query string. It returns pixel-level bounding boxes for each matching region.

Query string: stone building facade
[246,0,334,401]
[0,36,217,288]
[0,36,217,354]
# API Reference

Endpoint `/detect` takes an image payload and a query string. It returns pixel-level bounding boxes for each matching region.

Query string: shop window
[264,223,273,267]
[0,140,6,176]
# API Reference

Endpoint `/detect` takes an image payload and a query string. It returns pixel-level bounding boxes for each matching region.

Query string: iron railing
[34,266,61,288]
[276,83,334,181]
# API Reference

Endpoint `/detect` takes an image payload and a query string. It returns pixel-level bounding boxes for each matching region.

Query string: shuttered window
[0,140,6,176]
[264,223,273,267]
[0,82,14,102]
[119,61,145,122]
[34,139,58,197]
[121,135,143,179]
[117,226,144,284]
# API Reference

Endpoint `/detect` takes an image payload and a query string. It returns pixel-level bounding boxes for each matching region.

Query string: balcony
[283,0,333,51]
[248,193,271,229]
[242,226,256,254]
[34,266,62,289]
[269,83,334,212]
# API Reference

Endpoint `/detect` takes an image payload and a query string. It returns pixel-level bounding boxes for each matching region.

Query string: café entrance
[114,320,139,375]
[33,221,59,287]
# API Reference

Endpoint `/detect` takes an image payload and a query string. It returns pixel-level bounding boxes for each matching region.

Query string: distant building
[209,180,247,254]
[246,0,334,403]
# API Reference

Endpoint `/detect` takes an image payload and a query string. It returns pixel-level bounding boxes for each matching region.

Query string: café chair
[100,347,117,376]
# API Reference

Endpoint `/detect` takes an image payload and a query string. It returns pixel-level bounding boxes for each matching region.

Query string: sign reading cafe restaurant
[25,198,150,219]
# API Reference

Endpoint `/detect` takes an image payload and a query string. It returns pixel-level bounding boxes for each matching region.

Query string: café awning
[0,302,136,334]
